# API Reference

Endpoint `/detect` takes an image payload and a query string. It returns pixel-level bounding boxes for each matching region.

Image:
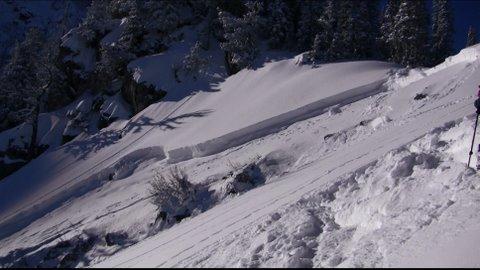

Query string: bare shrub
[148,166,197,225]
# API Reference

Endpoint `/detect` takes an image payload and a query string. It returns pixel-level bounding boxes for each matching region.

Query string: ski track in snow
[96,97,474,268]
[2,45,480,267]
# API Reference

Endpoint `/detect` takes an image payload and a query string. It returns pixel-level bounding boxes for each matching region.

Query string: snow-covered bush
[148,167,198,227]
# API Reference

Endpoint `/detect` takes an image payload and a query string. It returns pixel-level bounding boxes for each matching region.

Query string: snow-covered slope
[2,44,480,267]
[0,56,396,239]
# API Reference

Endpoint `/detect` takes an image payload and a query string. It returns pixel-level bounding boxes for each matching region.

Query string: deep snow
[1,41,480,267]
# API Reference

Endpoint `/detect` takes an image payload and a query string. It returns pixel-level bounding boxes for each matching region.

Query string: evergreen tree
[307,0,379,62]
[198,0,224,49]
[296,0,322,52]
[39,35,73,111]
[110,0,133,19]
[467,25,478,47]
[308,0,338,61]
[266,0,295,49]
[116,0,186,56]
[391,0,429,67]
[431,0,454,65]
[95,44,134,92]
[331,0,356,60]
[219,1,262,73]
[0,28,49,154]
[144,0,183,36]
[118,0,147,55]
[360,0,380,58]
[181,42,208,80]
[78,0,114,44]
[380,0,401,60]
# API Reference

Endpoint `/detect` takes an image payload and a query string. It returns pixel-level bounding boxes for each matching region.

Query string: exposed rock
[121,73,166,114]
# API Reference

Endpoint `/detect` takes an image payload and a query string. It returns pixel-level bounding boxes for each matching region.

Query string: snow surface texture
[2,40,480,267]
[174,119,480,268]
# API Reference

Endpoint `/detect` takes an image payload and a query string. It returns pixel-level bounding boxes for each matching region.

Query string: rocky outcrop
[121,73,166,114]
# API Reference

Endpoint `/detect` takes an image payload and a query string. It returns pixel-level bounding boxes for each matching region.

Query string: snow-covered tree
[0,28,50,154]
[354,0,380,59]
[219,1,262,73]
[77,0,114,44]
[0,28,44,118]
[144,0,183,36]
[109,0,133,19]
[181,42,208,80]
[115,0,186,57]
[296,0,322,52]
[431,0,454,66]
[118,0,147,55]
[467,26,478,47]
[308,0,379,62]
[39,35,74,111]
[198,0,224,49]
[391,0,429,67]
[380,0,401,60]
[331,0,357,60]
[265,0,295,49]
[308,0,338,62]
[95,44,134,92]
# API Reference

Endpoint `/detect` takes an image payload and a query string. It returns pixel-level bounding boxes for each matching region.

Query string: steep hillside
[0,42,479,267]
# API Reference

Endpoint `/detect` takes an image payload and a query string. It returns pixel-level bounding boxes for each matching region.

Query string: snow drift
[1,42,480,268]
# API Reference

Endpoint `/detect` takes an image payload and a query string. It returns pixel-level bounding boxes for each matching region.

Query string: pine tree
[307,0,379,62]
[198,0,224,49]
[296,0,322,52]
[359,0,380,59]
[431,0,454,65]
[380,0,401,60]
[95,44,134,93]
[110,0,133,19]
[332,0,356,60]
[219,1,262,73]
[308,0,338,61]
[0,28,48,154]
[78,0,114,44]
[266,0,295,49]
[181,42,208,80]
[144,0,183,36]
[467,25,478,47]
[391,0,429,67]
[118,0,147,55]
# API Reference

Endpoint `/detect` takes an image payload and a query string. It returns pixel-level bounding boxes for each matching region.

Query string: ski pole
[467,112,480,168]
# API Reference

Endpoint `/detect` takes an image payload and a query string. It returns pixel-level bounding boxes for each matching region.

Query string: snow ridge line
[0,92,197,240]
[167,79,388,163]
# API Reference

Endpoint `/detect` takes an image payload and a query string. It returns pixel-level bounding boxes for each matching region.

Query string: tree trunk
[28,103,40,159]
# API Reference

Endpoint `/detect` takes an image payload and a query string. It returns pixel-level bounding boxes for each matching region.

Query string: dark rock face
[414,93,427,100]
[121,73,166,114]
[0,160,27,180]
[0,144,48,181]
[105,231,129,246]
[224,164,265,195]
